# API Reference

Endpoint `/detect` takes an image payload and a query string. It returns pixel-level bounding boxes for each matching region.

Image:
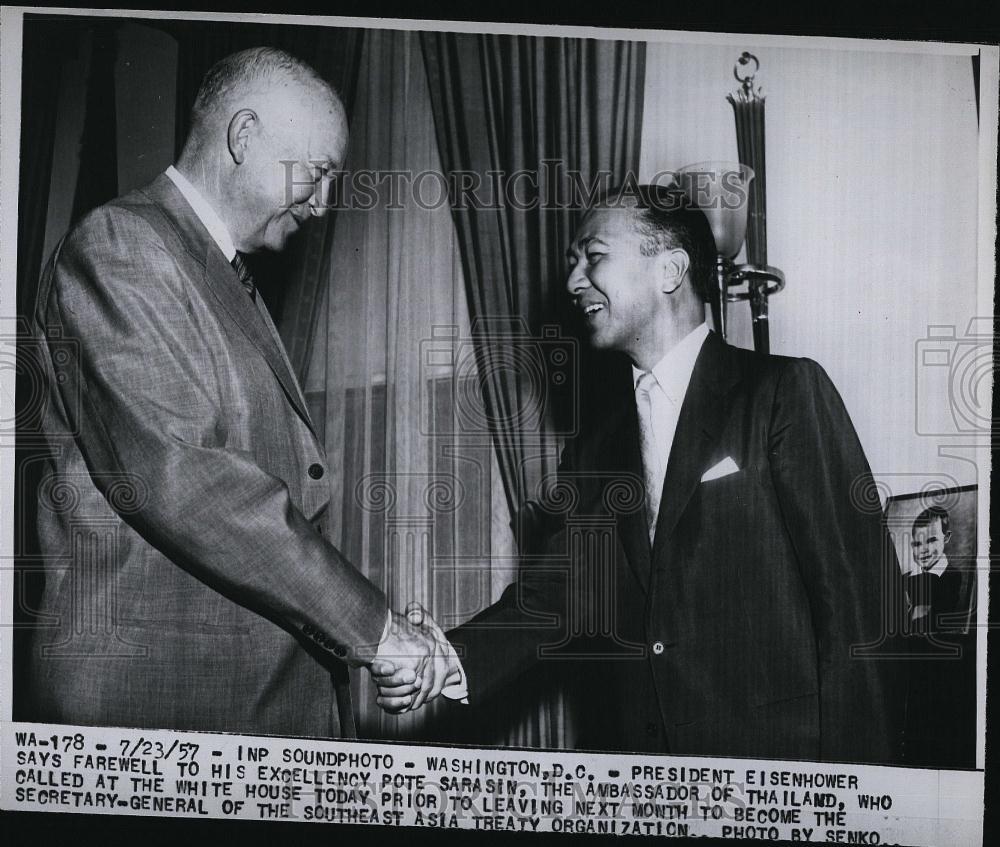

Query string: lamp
[675,161,754,339]
[727,51,785,352]
[677,53,786,352]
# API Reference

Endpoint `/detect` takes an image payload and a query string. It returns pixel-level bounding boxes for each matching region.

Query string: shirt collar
[165,165,237,262]
[925,555,950,577]
[632,322,710,404]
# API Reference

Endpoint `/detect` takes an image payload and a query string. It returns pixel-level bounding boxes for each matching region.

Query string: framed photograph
[886,484,978,618]
[885,485,979,772]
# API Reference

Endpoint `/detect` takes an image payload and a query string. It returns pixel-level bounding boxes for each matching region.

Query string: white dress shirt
[455,323,711,701]
[925,554,950,577]
[632,322,710,533]
[165,166,237,261]
[910,554,951,625]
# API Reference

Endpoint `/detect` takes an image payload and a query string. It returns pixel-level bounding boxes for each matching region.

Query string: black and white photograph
[0,5,994,845]
[885,485,979,771]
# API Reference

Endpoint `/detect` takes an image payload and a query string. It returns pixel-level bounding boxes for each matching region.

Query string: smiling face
[233,84,346,252]
[911,516,951,571]
[565,207,683,365]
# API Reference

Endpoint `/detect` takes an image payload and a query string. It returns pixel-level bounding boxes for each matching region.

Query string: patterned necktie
[635,372,664,544]
[231,251,256,302]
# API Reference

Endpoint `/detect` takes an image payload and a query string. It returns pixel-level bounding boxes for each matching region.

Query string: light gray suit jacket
[28,173,387,737]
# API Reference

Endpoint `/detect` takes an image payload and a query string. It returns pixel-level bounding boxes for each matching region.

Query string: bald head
[177,47,348,253]
[186,47,343,145]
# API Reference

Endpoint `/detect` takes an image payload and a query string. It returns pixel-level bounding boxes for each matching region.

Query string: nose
[308,198,329,219]
[307,192,329,219]
[308,175,335,219]
[565,261,590,296]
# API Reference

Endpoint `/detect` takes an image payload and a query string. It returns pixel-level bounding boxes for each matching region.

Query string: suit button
[308,463,324,480]
[646,722,658,736]
[652,641,664,655]
[332,644,347,658]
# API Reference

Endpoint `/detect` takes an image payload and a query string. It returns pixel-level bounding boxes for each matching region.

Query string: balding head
[177,47,348,253]
[186,48,344,142]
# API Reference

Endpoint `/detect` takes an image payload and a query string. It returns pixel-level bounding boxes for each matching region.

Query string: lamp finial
[733,51,762,100]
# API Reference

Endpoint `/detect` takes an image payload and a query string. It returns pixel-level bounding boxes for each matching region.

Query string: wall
[639,40,986,498]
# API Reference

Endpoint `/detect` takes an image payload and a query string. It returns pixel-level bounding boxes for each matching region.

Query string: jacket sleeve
[446,447,580,702]
[40,207,388,663]
[768,358,903,764]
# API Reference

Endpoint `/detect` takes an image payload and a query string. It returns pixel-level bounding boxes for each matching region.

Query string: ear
[659,248,690,294]
[227,109,258,165]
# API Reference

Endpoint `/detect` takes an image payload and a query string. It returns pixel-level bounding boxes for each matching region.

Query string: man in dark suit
[375,184,901,764]
[27,47,450,736]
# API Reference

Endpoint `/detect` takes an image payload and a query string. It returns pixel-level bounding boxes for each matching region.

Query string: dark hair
[190,47,336,130]
[912,505,951,536]
[589,183,717,302]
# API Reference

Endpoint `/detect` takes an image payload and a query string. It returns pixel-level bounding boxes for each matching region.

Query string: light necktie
[230,251,257,302]
[635,372,664,544]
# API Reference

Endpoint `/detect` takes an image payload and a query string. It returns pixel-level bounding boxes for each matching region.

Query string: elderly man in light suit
[27,47,450,736]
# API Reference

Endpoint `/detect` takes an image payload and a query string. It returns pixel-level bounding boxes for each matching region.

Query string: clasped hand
[370,603,458,713]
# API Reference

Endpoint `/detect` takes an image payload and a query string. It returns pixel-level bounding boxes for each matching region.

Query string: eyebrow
[565,236,605,261]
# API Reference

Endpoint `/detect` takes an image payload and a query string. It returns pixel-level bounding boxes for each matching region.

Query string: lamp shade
[675,162,755,259]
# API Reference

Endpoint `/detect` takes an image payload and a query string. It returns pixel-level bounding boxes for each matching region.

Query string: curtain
[70,22,120,225]
[162,19,365,374]
[14,18,124,715]
[16,18,68,312]
[419,33,646,747]
[300,29,515,742]
[12,16,77,718]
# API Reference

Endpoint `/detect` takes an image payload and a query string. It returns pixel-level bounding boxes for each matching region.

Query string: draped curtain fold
[70,22,120,226]
[421,32,645,519]
[14,18,125,714]
[299,29,516,742]
[16,21,69,312]
[418,33,646,747]
[12,17,76,717]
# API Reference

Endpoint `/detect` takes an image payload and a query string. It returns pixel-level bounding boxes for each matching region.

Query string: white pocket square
[701,456,740,482]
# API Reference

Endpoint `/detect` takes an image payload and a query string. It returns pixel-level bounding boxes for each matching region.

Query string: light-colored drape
[301,29,515,741]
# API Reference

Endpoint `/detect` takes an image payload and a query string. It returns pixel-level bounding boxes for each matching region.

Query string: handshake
[369,603,465,713]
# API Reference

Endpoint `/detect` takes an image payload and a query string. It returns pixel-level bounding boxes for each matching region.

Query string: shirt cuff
[374,608,468,703]
[441,639,469,704]
[373,608,393,662]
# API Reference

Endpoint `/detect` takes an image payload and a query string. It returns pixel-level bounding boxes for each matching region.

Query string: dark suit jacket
[27,174,387,736]
[451,331,902,763]
[903,567,977,768]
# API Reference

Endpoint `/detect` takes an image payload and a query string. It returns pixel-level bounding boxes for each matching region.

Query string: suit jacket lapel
[142,175,316,436]
[652,332,740,552]
[203,248,316,435]
[254,291,314,427]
